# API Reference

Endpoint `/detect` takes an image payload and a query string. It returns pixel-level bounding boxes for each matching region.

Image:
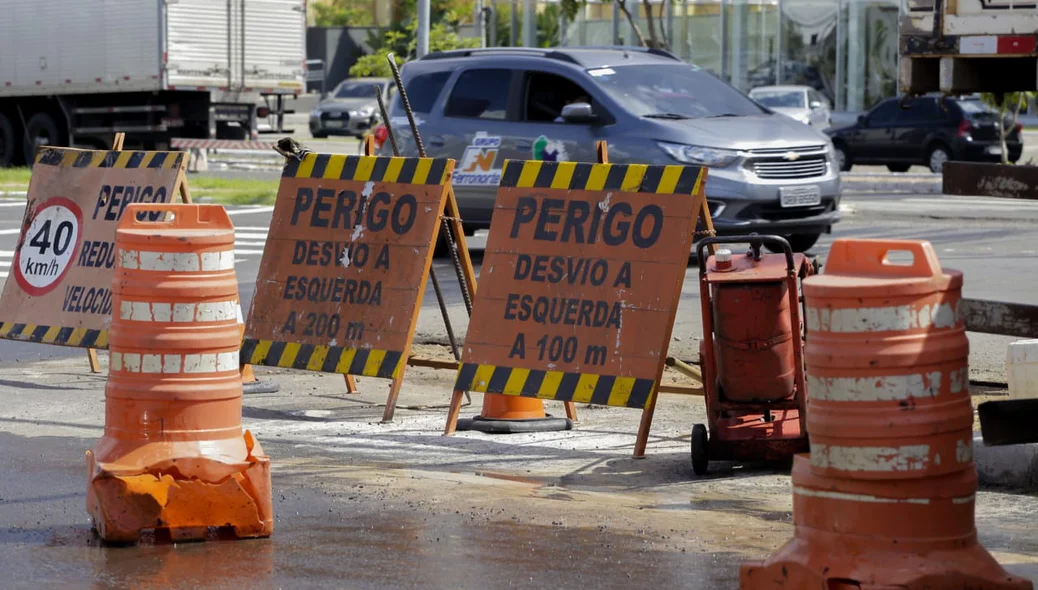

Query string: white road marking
[0,201,26,207]
[226,206,275,216]
[234,249,266,255]
[235,240,268,247]
[0,229,23,235]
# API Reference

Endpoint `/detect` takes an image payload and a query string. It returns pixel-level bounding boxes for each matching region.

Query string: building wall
[560,0,899,111]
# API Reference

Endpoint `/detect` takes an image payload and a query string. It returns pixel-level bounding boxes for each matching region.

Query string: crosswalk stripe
[0,229,23,235]
[234,232,268,239]
[235,240,267,247]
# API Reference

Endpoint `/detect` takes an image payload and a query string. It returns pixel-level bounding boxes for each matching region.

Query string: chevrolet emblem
[783,151,800,161]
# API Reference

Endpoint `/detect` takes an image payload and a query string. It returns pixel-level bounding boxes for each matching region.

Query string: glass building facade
[558,0,899,112]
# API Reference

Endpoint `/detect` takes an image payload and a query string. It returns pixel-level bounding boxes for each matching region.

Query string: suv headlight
[657,141,740,167]
[353,106,375,118]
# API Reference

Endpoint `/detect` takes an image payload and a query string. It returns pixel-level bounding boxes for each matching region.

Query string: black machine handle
[696,234,795,276]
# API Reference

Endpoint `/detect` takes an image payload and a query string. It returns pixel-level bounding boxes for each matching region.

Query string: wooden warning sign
[446,159,707,448]
[0,147,186,348]
[241,153,453,392]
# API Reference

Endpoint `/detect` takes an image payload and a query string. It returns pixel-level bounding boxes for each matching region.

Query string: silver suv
[380,47,841,252]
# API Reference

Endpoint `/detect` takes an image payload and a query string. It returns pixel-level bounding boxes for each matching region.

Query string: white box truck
[0,0,306,167]
[899,0,1038,95]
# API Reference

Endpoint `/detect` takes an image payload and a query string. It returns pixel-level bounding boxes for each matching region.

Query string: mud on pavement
[2,345,1038,588]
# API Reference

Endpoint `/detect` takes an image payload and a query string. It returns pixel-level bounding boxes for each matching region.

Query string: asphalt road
[2,192,1036,379]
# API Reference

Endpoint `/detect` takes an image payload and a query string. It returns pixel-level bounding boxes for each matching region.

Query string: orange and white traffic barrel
[86,203,273,544]
[740,239,1030,590]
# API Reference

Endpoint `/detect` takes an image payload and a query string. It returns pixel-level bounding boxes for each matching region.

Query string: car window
[523,72,595,122]
[899,97,947,123]
[589,64,767,118]
[334,81,381,99]
[867,100,900,126]
[445,69,512,120]
[750,90,806,109]
[389,71,450,115]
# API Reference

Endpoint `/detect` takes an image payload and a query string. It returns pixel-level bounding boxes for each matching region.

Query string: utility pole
[522,0,536,47]
[510,0,519,46]
[417,0,430,58]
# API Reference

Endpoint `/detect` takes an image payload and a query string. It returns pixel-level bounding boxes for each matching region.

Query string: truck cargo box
[899,0,1038,94]
[0,0,305,99]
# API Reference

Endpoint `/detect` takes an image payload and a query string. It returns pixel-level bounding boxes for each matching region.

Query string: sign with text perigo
[0,147,185,347]
[242,153,453,380]
[454,159,706,410]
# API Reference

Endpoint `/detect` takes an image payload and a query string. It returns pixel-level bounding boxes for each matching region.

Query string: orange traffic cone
[740,239,1030,589]
[86,203,273,544]
[456,393,573,434]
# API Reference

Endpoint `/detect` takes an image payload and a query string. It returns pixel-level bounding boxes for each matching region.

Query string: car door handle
[516,140,532,150]
[426,136,445,147]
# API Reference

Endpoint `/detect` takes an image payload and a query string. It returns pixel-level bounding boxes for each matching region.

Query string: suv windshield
[334,82,380,99]
[750,90,805,108]
[588,64,768,119]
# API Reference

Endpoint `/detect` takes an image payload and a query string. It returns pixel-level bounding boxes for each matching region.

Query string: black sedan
[826,95,1023,173]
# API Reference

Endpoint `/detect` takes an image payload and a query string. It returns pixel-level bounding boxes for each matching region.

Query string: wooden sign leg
[444,389,466,435]
[382,376,405,423]
[344,374,359,394]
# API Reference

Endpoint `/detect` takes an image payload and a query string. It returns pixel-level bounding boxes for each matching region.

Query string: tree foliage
[349,11,480,78]
[312,0,375,27]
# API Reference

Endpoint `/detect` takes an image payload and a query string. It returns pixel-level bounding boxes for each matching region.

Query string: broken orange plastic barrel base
[455,393,574,434]
[739,456,1031,590]
[86,203,273,544]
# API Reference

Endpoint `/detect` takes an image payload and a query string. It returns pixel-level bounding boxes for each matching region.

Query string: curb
[974,432,1038,491]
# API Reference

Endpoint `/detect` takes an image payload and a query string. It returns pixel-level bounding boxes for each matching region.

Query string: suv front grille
[747,145,829,180]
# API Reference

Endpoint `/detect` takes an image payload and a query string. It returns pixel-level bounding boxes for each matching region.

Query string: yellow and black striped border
[35,148,185,170]
[282,153,453,186]
[0,322,108,348]
[454,363,656,409]
[241,339,404,379]
[499,160,704,196]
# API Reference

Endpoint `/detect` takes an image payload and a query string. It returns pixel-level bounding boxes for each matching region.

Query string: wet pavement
[0,431,749,589]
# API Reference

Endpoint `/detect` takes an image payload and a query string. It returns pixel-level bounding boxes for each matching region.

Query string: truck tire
[0,113,14,168]
[22,112,61,164]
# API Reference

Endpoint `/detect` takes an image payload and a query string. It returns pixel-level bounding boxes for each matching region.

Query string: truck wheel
[691,423,709,476]
[0,113,14,168]
[22,112,61,164]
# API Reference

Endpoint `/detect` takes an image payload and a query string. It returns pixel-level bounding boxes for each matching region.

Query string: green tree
[350,12,480,77]
[980,92,1037,165]
[312,0,375,27]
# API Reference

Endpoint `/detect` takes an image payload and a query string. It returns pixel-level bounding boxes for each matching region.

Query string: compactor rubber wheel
[691,423,709,475]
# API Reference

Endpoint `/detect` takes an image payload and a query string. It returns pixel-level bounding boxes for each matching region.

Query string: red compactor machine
[691,235,815,475]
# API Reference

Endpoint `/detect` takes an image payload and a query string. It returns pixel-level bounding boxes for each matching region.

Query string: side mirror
[857,114,867,126]
[809,101,823,109]
[561,102,596,123]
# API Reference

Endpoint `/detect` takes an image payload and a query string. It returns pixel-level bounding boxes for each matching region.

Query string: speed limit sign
[14,197,83,296]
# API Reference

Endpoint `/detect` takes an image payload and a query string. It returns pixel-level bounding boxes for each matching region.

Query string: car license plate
[779,185,821,208]
[325,120,344,129]
[986,145,1002,155]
